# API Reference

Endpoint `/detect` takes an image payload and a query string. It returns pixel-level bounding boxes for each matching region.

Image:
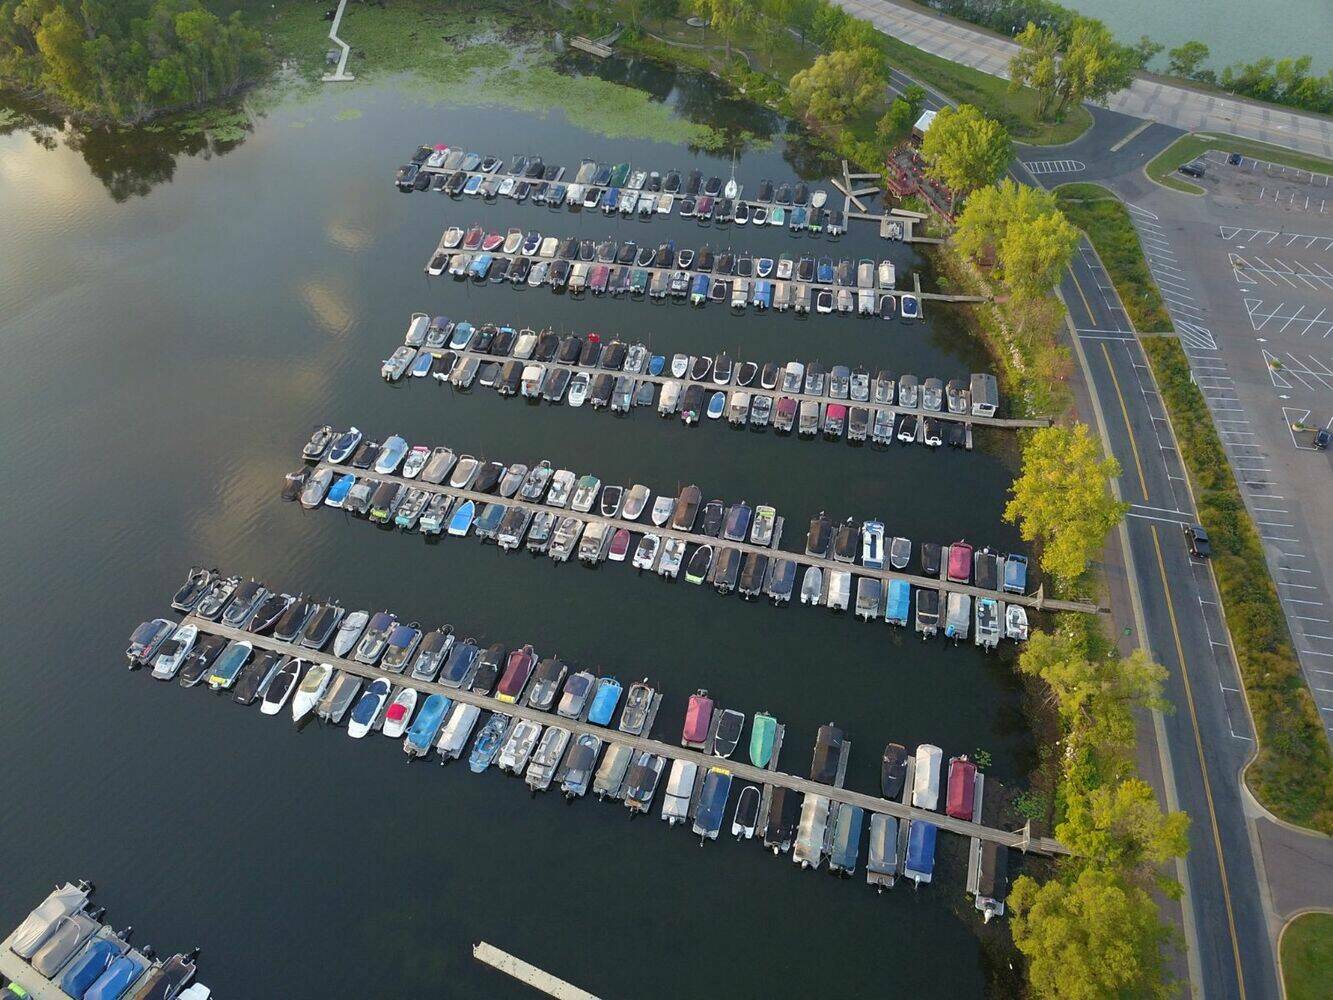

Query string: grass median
[1281,912,1333,1000]
[1142,337,1333,833]
[1055,183,1173,333]
[1146,132,1333,194]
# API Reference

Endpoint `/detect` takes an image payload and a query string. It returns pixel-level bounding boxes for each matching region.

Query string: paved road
[1062,249,1280,1000]
[835,0,1333,157]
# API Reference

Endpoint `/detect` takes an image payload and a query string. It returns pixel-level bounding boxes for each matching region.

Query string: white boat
[793,793,830,869]
[498,719,543,773]
[800,566,823,605]
[567,373,590,407]
[661,758,698,825]
[1005,603,1029,640]
[632,533,660,569]
[878,259,897,289]
[260,658,302,716]
[811,189,827,208]
[657,380,681,415]
[732,783,760,838]
[623,484,651,520]
[381,687,418,738]
[347,678,392,738]
[436,703,482,760]
[650,495,674,526]
[671,354,689,378]
[546,469,576,508]
[657,536,686,578]
[525,725,571,791]
[912,744,942,810]
[861,520,885,569]
[151,623,197,680]
[290,662,333,722]
[826,570,851,611]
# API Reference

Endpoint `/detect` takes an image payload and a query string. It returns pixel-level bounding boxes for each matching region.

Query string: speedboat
[651,495,673,526]
[800,566,823,605]
[469,712,511,772]
[571,474,601,513]
[861,520,885,569]
[151,623,197,680]
[890,536,911,570]
[706,391,726,419]
[206,639,252,691]
[260,656,302,715]
[331,610,368,657]
[382,686,419,738]
[291,661,331,722]
[127,616,174,667]
[685,544,714,584]
[732,783,760,839]
[713,708,745,758]
[373,435,408,474]
[347,678,392,738]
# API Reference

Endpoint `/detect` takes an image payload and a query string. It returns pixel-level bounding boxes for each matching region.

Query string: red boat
[481,231,505,252]
[608,528,632,562]
[946,756,977,820]
[462,225,484,250]
[947,541,974,584]
[682,691,714,748]
[495,644,537,704]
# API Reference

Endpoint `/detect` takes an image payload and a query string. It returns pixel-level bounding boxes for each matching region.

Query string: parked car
[1315,427,1329,450]
[1179,159,1206,179]
[1227,152,1243,165]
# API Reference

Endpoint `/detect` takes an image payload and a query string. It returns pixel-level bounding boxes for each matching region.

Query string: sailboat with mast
[724,151,740,201]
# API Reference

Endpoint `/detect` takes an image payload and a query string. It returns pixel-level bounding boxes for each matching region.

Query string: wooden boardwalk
[182,615,1070,856]
[307,454,1100,616]
[406,344,1051,432]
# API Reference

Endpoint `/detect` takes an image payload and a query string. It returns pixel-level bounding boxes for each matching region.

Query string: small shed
[970,373,998,417]
[911,109,938,145]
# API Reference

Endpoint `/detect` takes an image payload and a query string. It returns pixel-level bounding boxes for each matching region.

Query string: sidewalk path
[834,0,1333,157]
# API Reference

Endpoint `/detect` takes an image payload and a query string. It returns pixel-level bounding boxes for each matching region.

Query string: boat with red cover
[946,755,977,820]
[495,644,537,704]
[682,690,714,749]
[947,541,974,584]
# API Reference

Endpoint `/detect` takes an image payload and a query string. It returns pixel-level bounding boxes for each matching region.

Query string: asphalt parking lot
[1122,157,1333,739]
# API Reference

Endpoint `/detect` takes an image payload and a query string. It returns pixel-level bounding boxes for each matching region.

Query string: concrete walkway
[322,0,355,82]
[833,0,1333,158]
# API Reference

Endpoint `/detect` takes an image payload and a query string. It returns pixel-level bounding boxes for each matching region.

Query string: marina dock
[396,343,1051,435]
[304,451,1100,616]
[176,614,1069,855]
[472,941,600,999]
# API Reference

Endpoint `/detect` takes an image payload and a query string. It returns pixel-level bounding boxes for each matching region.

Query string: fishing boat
[693,767,733,841]
[661,758,698,825]
[749,712,778,768]
[904,820,938,885]
[912,744,942,810]
[713,709,745,758]
[290,661,331,722]
[682,690,714,749]
[468,712,511,772]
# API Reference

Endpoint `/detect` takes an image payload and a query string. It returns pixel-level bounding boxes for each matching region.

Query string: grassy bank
[1143,338,1333,833]
[1055,183,1173,333]
[1281,912,1333,1000]
[1147,132,1333,194]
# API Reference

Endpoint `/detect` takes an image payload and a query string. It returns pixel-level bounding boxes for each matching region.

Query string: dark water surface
[0,67,1030,998]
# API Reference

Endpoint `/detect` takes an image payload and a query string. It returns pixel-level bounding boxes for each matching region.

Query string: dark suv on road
[1184,523,1211,558]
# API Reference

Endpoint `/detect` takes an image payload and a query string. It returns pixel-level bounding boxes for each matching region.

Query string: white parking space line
[1219,226,1333,252]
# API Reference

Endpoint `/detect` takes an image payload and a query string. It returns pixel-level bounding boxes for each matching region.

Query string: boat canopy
[867,814,899,874]
[750,713,777,768]
[948,542,973,582]
[682,693,714,744]
[947,757,978,819]
[905,821,938,881]
[885,580,911,624]
[810,724,844,784]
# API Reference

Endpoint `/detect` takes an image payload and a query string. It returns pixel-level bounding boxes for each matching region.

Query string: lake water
[0,58,1035,998]
[1061,0,1331,74]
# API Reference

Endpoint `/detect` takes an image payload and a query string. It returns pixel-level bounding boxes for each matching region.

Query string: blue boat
[447,499,476,536]
[325,473,356,508]
[410,350,434,377]
[690,274,710,305]
[404,693,451,756]
[648,354,666,377]
[1004,554,1028,594]
[900,293,921,320]
[602,186,620,211]
[753,279,774,309]
[468,713,510,773]
[817,257,834,283]
[829,802,865,874]
[348,678,392,737]
[588,676,622,726]
[692,767,733,840]
[440,641,480,687]
[904,820,938,885]
[448,320,474,350]
[707,391,726,420]
[84,953,149,1000]
[463,174,483,195]
[885,579,911,626]
[789,205,808,230]
[60,939,124,998]
[468,253,493,279]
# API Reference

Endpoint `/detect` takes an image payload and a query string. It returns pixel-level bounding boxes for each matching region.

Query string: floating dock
[300,444,1099,617]
[167,609,1068,856]
[473,941,600,999]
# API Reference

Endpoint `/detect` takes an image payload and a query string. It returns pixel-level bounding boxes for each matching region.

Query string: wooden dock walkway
[182,615,1069,856]
[473,941,600,999]
[307,454,1100,616]
[409,344,1051,432]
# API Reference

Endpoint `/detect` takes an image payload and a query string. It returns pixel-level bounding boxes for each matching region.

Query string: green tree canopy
[1167,40,1210,78]
[953,179,1078,300]
[1005,423,1128,585]
[1058,778,1190,872]
[1010,866,1176,1000]
[1009,16,1135,121]
[919,103,1011,207]
[689,0,756,63]
[788,45,885,126]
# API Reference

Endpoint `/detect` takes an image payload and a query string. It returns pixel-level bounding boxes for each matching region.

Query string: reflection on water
[0,93,251,202]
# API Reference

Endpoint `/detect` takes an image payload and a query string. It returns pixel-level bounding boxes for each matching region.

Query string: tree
[1010,866,1175,1000]
[1129,35,1162,70]
[1005,424,1129,585]
[952,179,1077,300]
[919,103,1011,208]
[1058,778,1190,872]
[1166,40,1210,78]
[788,46,884,126]
[1009,16,1135,121]
[999,203,1080,301]
[1018,634,1168,726]
[876,98,914,145]
[689,0,755,63]
[903,83,926,118]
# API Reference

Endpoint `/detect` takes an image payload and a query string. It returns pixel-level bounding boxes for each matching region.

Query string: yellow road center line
[1100,342,1150,502]
[1150,525,1247,999]
[1068,263,1098,327]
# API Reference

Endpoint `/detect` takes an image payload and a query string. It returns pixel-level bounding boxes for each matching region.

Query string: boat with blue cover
[749,712,778,768]
[904,820,938,885]
[692,767,733,841]
[884,579,911,626]
[60,934,129,998]
[1004,553,1028,594]
[347,678,391,739]
[447,499,476,536]
[404,693,451,757]
[588,676,622,726]
[706,391,726,420]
